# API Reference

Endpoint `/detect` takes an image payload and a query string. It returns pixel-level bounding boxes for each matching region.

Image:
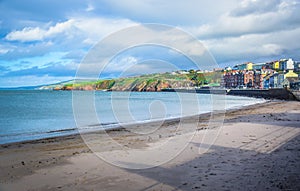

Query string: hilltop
[40,70,223,91]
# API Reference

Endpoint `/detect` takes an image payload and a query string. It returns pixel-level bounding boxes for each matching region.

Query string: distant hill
[0,85,42,90]
[41,71,222,91]
[38,79,96,90]
[0,80,76,90]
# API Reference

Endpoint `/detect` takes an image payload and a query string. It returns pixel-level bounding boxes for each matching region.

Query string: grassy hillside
[42,71,223,91]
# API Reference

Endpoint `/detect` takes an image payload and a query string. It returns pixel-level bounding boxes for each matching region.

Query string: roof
[285,70,298,78]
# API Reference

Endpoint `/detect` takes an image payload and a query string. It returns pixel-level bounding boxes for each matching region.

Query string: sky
[0,0,299,87]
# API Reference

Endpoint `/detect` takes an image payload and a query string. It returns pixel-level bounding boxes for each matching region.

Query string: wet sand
[0,100,299,191]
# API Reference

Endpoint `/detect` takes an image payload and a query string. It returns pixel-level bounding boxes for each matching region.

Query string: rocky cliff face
[56,79,194,91]
[110,79,193,91]
[95,80,115,89]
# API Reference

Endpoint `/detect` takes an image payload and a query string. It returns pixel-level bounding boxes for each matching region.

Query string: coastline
[0,95,266,146]
[1,100,300,190]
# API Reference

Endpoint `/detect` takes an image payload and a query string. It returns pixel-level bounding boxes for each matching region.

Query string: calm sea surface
[0,90,265,144]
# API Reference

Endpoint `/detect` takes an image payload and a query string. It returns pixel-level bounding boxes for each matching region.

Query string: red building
[244,70,254,88]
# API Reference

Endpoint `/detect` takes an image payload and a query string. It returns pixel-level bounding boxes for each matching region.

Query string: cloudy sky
[0,0,299,87]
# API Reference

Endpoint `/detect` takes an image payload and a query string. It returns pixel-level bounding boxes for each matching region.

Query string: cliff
[45,71,222,91]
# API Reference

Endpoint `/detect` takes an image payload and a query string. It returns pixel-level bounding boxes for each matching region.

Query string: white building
[286,58,294,70]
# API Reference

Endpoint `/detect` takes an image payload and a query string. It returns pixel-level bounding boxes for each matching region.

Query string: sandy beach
[0,100,299,191]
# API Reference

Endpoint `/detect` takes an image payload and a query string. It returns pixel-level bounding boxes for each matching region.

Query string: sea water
[0,90,264,144]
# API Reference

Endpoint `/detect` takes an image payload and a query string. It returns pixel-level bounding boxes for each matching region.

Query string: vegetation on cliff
[44,70,222,91]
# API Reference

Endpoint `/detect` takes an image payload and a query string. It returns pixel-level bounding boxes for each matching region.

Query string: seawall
[227,89,297,100]
[162,88,298,101]
[161,88,227,94]
[290,90,300,101]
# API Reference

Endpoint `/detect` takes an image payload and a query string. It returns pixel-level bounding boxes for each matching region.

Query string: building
[233,62,253,70]
[224,66,232,71]
[260,70,272,89]
[223,71,232,88]
[213,68,223,72]
[264,62,274,70]
[252,63,265,70]
[244,70,254,88]
[263,75,270,89]
[290,81,300,90]
[287,58,294,70]
[278,74,285,88]
[223,71,237,88]
[268,73,285,88]
[253,70,261,89]
[269,75,275,88]
[273,61,280,70]
[223,70,245,88]
[236,71,245,88]
[177,70,189,74]
[263,70,297,89]
[278,59,294,71]
[294,61,300,72]
[222,58,298,89]
[283,70,298,88]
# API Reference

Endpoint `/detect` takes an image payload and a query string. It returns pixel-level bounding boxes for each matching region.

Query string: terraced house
[222,58,300,89]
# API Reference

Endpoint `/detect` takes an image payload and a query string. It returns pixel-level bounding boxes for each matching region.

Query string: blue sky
[0,0,299,87]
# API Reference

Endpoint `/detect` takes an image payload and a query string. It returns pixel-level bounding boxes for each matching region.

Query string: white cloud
[5,20,75,42]
[171,0,300,65]
[230,0,281,16]
[100,0,239,25]
[0,49,8,54]
[105,56,139,74]
[203,26,300,63]
[188,0,300,39]
[118,59,178,77]
[46,20,75,36]
[5,17,137,43]
[0,48,11,54]
[6,27,44,41]
[73,17,137,45]
[261,44,283,55]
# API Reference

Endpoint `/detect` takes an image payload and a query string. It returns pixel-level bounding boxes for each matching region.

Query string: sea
[0,90,265,144]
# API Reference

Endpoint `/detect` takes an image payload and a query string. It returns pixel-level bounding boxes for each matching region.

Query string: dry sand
[0,100,299,191]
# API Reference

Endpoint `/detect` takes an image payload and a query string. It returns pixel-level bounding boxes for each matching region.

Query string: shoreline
[1,100,300,190]
[0,97,267,147]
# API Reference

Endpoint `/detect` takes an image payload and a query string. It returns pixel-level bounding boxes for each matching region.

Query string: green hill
[42,71,223,91]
